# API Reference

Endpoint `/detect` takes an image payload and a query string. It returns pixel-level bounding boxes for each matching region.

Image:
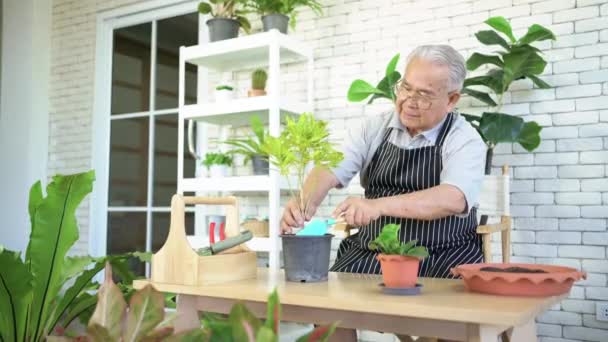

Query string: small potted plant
[202,152,233,177]
[369,224,429,288]
[215,84,234,102]
[245,0,323,34]
[248,69,267,97]
[261,113,343,282]
[224,115,269,175]
[198,0,251,42]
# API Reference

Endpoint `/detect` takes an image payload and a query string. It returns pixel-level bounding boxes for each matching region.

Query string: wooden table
[133,268,566,341]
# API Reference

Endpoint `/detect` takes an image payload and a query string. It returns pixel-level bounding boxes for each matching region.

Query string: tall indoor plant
[245,0,323,33]
[198,0,251,42]
[261,113,343,282]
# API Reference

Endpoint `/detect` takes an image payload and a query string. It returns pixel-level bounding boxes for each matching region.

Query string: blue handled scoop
[296,217,343,236]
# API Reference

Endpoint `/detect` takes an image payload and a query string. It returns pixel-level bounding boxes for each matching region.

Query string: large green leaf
[518,24,556,45]
[88,263,126,341]
[462,88,497,107]
[464,69,505,94]
[265,289,281,334]
[62,293,98,330]
[229,303,262,341]
[124,284,165,342]
[385,53,400,77]
[0,248,32,342]
[479,112,525,146]
[347,80,383,102]
[256,326,277,342]
[28,170,95,340]
[485,16,516,43]
[466,53,504,71]
[475,30,509,50]
[528,74,551,89]
[198,2,213,15]
[517,121,542,151]
[503,49,546,87]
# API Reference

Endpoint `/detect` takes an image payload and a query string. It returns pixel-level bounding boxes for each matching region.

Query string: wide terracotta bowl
[451,263,586,297]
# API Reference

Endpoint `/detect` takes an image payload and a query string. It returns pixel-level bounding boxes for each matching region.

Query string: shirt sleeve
[330,119,370,188]
[440,124,487,215]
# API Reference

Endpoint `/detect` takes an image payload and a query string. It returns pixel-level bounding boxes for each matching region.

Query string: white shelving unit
[177,30,314,271]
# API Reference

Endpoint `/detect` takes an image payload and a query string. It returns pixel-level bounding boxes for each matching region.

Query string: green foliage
[224,116,268,164]
[461,16,555,151]
[252,69,268,90]
[368,224,429,258]
[244,0,323,29]
[215,85,234,91]
[0,171,150,342]
[202,152,234,169]
[198,0,252,33]
[347,53,400,104]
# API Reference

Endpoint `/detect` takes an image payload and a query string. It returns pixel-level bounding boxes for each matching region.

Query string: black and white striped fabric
[330,112,483,278]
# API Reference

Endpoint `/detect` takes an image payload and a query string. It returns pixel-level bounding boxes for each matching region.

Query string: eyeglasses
[393,80,438,110]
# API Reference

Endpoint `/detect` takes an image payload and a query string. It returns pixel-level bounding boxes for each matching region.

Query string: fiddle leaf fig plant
[369,224,429,258]
[347,53,401,104]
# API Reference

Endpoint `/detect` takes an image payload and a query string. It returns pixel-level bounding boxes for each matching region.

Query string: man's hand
[333,197,382,227]
[280,198,318,233]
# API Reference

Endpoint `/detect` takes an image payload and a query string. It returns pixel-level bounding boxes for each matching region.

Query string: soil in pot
[281,234,333,282]
[480,266,548,274]
[377,254,420,288]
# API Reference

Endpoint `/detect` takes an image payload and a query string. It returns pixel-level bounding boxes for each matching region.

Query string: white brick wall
[48,0,608,340]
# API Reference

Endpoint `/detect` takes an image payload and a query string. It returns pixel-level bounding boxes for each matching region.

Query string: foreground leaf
[347,80,383,102]
[0,248,33,342]
[88,263,126,341]
[124,284,165,342]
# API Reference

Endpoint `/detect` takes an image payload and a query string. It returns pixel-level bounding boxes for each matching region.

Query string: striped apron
[330,113,483,278]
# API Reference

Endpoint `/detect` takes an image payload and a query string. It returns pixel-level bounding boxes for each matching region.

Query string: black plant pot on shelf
[281,234,333,282]
[262,14,289,34]
[251,154,269,175]
[207,18,239,42]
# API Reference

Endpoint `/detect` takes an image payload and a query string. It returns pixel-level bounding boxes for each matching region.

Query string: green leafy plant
[202,152,234,170]
[198,0,252,33]
[252,69,268,90]
[245,0,323,30]
[461,16,555,171]
[224,116,268,164]
[369,224,429,258]
[215,85,234,91]
[261,113,343,216]
[0,171,149,342]
[347,53,401,104]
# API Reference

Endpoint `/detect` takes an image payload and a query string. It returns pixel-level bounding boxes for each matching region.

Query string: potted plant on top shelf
[202,151,233,177]
[369,224,429,289]
[224,115,270,175]
[198,0,251,42]
[261,113,343,282]
[248,69,268,97]
[347,16,555,175]
[245,0,323,34]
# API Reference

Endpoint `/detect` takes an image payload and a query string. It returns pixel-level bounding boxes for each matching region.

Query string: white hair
[406,45,467,92]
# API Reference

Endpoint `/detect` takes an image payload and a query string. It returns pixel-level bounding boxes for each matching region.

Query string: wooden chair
[476,165,511,263]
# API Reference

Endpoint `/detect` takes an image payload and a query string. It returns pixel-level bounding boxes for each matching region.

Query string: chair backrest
[477,165,510,217]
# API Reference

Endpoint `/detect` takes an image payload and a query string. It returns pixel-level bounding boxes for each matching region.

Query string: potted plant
[261,113,343,282]
[369,224,429,288]
[224,115,269,175]
[248,69,268,97]
[215,84,235,102]
[245,0,323,34]
[202,152,233,177]
[198,0,251,42]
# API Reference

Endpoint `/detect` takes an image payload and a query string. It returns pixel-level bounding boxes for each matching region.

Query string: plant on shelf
[346,17,556,175]
[248,69,268,97]
[224,115,270,175]
[369,224,429,289]
[0,171,150,341]
[245,0,323,33]
[202,151,233,177]
[215,84,235,102]
[198,0,251,42]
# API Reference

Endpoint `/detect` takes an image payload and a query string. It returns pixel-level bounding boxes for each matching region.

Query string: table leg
[466,324,503,342]
[175,294,201,332]
[503,319,537,342]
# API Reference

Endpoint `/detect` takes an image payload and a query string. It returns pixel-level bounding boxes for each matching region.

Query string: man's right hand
[280,198,317,234]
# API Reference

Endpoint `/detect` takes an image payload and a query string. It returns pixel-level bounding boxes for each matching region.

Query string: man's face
[395,58,461,135]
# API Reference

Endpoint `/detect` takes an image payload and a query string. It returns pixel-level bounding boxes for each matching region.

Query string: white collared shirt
[331,111,487,213]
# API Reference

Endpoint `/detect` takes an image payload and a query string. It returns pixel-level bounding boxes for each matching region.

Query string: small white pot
[209,165,230,177]
[215,89,234,102]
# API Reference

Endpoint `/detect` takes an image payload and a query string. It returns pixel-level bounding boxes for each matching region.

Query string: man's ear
[446,92,461,112]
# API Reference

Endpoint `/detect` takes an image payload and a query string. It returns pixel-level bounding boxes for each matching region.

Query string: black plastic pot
[262,14,289,34]
[281,234,333,282]
[207,18,239,42]
[251,154,269,175]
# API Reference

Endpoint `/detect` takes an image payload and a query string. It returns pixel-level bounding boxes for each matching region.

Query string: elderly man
[281,44,486,340]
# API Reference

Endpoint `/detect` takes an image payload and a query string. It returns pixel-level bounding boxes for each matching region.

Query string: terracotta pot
[248,89,266,97]
[377,254,420,288]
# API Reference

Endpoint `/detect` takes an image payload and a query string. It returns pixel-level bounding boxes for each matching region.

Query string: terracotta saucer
[451,263,586,297]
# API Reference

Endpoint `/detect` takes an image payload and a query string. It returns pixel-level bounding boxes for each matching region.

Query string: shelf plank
[182,31,311,71]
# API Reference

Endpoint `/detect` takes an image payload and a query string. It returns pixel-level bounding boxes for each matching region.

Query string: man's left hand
[333,197,382,227]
